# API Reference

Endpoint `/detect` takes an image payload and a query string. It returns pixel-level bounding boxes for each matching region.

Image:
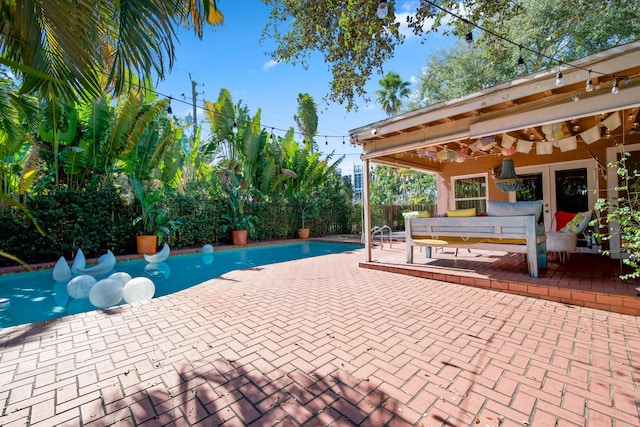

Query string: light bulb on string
[465,31,473,49]
[611,78,619,94]
[555,71,564,87]
[376,0,388,19]
[586,71,594,92]
[516,45,525,74]
[517,55,525,74]
[232,121,238,134]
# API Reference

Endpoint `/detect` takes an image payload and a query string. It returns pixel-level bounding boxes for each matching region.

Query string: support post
[363,158,372,262]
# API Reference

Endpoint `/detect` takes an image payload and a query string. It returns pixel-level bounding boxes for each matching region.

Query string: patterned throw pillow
[561,211,592,235]
[402,210,431,218]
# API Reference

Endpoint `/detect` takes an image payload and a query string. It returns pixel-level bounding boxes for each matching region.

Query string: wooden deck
[360,240,640,316]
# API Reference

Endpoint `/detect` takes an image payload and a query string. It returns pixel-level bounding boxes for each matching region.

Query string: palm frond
[0,78,24,146]
[180,0,224,37]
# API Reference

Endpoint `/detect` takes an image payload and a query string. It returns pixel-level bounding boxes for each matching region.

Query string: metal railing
[371,225,393,249]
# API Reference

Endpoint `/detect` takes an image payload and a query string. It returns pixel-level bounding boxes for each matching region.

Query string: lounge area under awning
[351,41,640,278]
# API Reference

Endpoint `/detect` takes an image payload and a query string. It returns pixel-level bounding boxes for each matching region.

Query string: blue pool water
[0,241,362,328]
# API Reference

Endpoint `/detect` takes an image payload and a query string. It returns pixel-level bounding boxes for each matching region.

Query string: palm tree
[375,71,411,117]
[0,0,224,101]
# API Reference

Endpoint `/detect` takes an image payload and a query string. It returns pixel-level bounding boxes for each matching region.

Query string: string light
[585,70,594,92]
[377,0,388,19]
[555,64,564,87]
[517,46,525,74]
[465,31,473,49]
[422,0,625,92]
[611,78,619,94]
[148,86,351,145]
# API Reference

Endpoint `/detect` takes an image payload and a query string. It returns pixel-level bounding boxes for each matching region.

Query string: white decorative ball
[89,279,124,308]
[122,277,155,304]
[144,262,170,279]
[67,275,97,299]
[108,272,133,285]
[202,244,214,254]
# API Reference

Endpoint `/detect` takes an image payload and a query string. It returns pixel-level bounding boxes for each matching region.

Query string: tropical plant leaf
[107,93,142,156]
[0,250,31,270]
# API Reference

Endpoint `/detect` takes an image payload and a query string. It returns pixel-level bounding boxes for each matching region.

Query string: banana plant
[121,102,184,187]
[281,138,343,229]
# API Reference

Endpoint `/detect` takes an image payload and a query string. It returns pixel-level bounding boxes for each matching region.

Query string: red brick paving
[0,242,639,426]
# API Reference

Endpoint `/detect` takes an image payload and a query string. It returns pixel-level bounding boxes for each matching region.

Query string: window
[555,168,588,212]
[452,174,487,214]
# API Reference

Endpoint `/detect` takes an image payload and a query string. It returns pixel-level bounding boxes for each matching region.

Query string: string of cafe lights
[154,86,358,151]
[379,0,635,93]
[0,31,357,151]
[134,0,640,151]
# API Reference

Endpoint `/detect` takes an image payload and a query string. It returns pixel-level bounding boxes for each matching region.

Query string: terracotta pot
[136,235,157,254]
[298,228,310,239]
[232,229,248,245]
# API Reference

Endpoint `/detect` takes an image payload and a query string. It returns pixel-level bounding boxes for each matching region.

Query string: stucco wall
[434,135,640,213]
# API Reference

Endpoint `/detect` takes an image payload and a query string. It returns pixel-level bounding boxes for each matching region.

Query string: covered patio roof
[349,41,640,173]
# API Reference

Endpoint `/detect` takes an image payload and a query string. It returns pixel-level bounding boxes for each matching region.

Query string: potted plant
[295,189,321,239]
[221,186,257,245]
[131,178,180,254]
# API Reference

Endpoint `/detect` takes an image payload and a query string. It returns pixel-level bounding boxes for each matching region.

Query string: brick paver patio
[1,243,639,426]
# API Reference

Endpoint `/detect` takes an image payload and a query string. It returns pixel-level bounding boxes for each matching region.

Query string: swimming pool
[0,241,363,328]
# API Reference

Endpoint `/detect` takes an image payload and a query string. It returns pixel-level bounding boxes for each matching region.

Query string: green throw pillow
[402,210,431,218]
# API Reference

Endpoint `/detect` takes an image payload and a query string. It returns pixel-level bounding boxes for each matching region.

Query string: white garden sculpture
[143,243,170,263]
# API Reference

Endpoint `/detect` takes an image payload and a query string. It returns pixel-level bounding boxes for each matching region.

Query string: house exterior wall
[435,134,640,213]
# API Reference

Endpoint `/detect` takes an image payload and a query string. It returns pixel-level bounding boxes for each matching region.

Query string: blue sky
[154,1,453,175]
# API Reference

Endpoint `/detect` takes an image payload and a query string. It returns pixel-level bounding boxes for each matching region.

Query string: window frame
[451,172,489,214]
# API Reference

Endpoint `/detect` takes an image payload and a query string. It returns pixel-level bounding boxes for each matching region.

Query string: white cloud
[409,75,420,84]
[262,60,279,71]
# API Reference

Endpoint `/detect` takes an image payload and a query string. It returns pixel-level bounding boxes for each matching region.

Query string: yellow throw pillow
[447,208,476,217]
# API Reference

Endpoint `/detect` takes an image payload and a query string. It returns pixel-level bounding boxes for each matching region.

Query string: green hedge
[0,183,359,266]
[0,186,137,265]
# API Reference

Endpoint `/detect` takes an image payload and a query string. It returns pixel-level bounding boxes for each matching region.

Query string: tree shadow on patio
[119,356,413,425]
